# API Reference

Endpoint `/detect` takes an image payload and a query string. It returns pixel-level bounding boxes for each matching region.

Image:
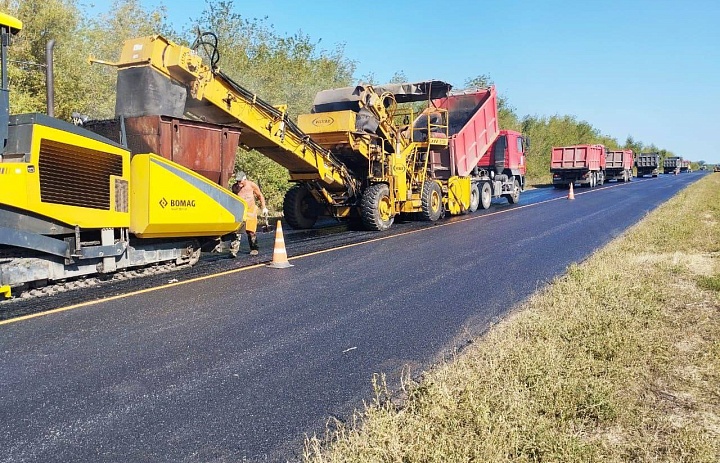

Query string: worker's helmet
[236,171,247,182]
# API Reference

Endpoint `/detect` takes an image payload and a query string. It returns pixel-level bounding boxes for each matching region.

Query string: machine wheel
[480,182,492,210]
[468,183,480,212]
[420,181,443,222]
[283,185,319,229]
[360,183,394,231]
[504,178,521,204]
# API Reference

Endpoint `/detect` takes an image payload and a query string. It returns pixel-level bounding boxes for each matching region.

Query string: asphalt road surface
[0,172,709,462]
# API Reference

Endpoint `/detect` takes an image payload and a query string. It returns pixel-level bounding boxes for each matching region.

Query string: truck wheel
[504,178,521,204]
[361,183,394,231]
[283,185,319,229]
[480,182,492,210]
[469,183,480,212]
[420,181,443,222]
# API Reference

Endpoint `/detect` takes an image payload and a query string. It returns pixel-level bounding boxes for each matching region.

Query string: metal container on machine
[85,115,240,188]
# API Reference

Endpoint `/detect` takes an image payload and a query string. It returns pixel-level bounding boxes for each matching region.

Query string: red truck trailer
[605,149,634,182]
[551,144,606,188]
[635,152,660,178]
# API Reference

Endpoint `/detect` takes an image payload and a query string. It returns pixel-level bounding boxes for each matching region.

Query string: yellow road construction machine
[98,32,523,232]
[0,14,247,298]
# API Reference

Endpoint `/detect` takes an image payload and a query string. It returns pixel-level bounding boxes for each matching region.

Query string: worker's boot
[248,232,259,256]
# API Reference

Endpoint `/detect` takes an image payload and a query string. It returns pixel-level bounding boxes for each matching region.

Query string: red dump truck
[474,129,527,208]
[605,149,634,182]
[432,88,527,210]
[635,152,660,178]
[551,144,606,188]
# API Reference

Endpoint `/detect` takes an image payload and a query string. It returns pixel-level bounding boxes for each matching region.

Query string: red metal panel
[481,130,526,173]
[87,116,240,187]
[606,150,634,169]
[551,145,605,171]
[435,87,499,177]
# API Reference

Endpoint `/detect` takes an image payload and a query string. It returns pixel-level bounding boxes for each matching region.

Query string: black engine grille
[38,139,124,210]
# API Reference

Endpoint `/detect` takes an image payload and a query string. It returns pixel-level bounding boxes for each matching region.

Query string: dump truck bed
[664,157,681,168]
[605,150,634,170]
[551,145,605,171]
[433,87,499,177]
[636,153,660,168]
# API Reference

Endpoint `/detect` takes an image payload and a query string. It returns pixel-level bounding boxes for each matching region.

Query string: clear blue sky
[94,0,720,163]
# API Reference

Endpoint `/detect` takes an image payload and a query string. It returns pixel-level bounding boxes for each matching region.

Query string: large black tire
[283,185,319,229]
[480,182,492,210]
[468,183,480,212]
[420,181,443,222]
[504,178,521,204]
[360,183,394,231]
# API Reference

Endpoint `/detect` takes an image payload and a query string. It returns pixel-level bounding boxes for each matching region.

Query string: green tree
[3,0,173,120]
[464,74,520,131]
[191,1,355,210]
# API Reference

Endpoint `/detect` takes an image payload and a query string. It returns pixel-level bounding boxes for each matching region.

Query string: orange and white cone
[568,182,575,200]
[268,220,293,268]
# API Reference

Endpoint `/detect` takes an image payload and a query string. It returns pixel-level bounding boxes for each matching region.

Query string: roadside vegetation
[6,0,682,208]
[304,174,720,462]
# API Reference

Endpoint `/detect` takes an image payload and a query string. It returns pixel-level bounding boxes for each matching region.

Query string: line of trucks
[550,148,694,188]
[0,15,528,296]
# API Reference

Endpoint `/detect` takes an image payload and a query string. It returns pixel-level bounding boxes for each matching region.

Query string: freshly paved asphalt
[0,172,708,462]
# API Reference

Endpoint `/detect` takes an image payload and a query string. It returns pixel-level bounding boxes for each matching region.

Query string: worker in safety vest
[232,171,268,255]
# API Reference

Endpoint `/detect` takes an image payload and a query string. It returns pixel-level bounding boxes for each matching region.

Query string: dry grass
[304,174,720,462]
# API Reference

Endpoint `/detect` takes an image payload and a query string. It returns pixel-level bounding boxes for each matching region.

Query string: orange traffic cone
[567,182,575,200]
[267,220,293,268]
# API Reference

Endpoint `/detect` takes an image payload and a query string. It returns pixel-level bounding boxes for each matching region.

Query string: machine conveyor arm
[103,34,359,203]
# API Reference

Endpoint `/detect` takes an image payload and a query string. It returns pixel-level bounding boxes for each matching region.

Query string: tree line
[3,0,679,210]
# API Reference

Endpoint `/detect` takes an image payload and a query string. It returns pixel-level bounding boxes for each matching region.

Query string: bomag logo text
[312,116,334,127]
[159,197,196,208]
[170,199,196,207]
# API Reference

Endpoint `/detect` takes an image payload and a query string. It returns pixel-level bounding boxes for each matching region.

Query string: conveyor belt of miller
[105,34,359,206]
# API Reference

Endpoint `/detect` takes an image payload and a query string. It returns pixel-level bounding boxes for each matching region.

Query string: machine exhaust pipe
[45,39,55,117]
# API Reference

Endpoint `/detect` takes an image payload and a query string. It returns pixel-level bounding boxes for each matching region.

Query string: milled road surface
[0,172,708,462]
